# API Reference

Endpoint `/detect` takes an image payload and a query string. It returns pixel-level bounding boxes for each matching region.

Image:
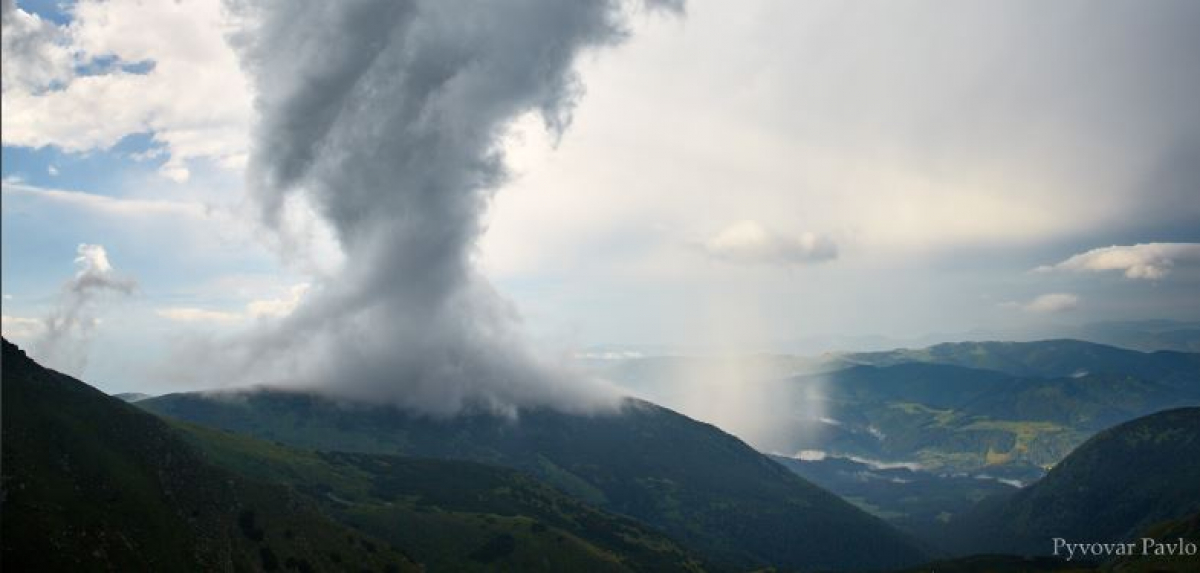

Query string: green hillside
[1107,512,1200,572]
[141,388,931,570]
[1,338,714,572]
[0,338,414,572]
[176,422,706,572]
[945,408,1200,558]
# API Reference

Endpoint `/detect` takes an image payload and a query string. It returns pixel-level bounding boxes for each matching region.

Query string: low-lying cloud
[700,220,837,266]
[1003,292,1080,314]
[1037,243,1200,280]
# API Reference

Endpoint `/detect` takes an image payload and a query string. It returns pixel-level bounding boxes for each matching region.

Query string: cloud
[700,220,836,266]
[162,0,678,416]
[245,283,308,319]
[156,307,242,324]
[30,244,136,375]
[156,283,309,324]
[1,314,43,339]
[0,0,73,93]
[478,0,1200,302]
[68,244,135,293]
[1,0,251,181]
[2,181,210,217]
[1037,243,1200,280]
[1003,293,1080,314]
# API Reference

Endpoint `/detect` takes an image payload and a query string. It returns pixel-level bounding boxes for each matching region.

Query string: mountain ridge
[141,385,931,570]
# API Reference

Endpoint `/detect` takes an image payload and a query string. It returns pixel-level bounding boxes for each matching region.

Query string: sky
[2,0,1199,397]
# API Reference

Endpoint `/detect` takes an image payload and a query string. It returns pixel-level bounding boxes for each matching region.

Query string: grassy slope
[1106,512,1200,572]
[946,408,1200,558]
[0,338,413,572]
[141,389,931,571]
[175,421,706,572]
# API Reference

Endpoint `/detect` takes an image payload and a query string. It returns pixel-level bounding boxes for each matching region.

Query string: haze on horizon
[2,0,1199,402]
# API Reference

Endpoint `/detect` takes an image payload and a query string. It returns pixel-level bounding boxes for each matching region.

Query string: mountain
[141,388,931,570]
[174,421,706,572]
[772,343,1199,475]
[839,339,1200,386]
[1,338,414,572]
[945,407,1200,557]
[589,341,1199,477]
[953,371,1191,430]
[1067,320,1200,353]
[816,362,1015,408]
[1,339,710,571]
[1109,511,1200,572]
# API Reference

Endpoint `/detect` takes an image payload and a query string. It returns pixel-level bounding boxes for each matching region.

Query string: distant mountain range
[599,340,1200,478]
[577,319,1200,357]
[834,339,1200,381]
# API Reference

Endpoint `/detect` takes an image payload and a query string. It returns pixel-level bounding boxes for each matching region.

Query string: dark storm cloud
[206,0,678,415]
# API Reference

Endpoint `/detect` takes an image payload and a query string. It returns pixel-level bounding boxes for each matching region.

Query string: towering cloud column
[226,0,676,415]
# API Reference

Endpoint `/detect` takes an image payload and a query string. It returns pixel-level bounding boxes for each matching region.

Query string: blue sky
[3,0,1199,396]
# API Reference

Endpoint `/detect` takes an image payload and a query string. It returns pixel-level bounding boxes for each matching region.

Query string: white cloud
[0,0,73,93]
[699,220,836,266]
[1,314,43,339]
[480,0,1200,290]
[76,243,115,275]
[245,283,309,319]
[1037,243,1200,280]
[1,0,251,181]
[156,283,309,324]
[1004,292,1080,314]
[2,180,208,218]
[156,307,242,323]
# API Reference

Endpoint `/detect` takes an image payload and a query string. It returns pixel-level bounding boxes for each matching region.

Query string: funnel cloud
[199,0,680,415]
